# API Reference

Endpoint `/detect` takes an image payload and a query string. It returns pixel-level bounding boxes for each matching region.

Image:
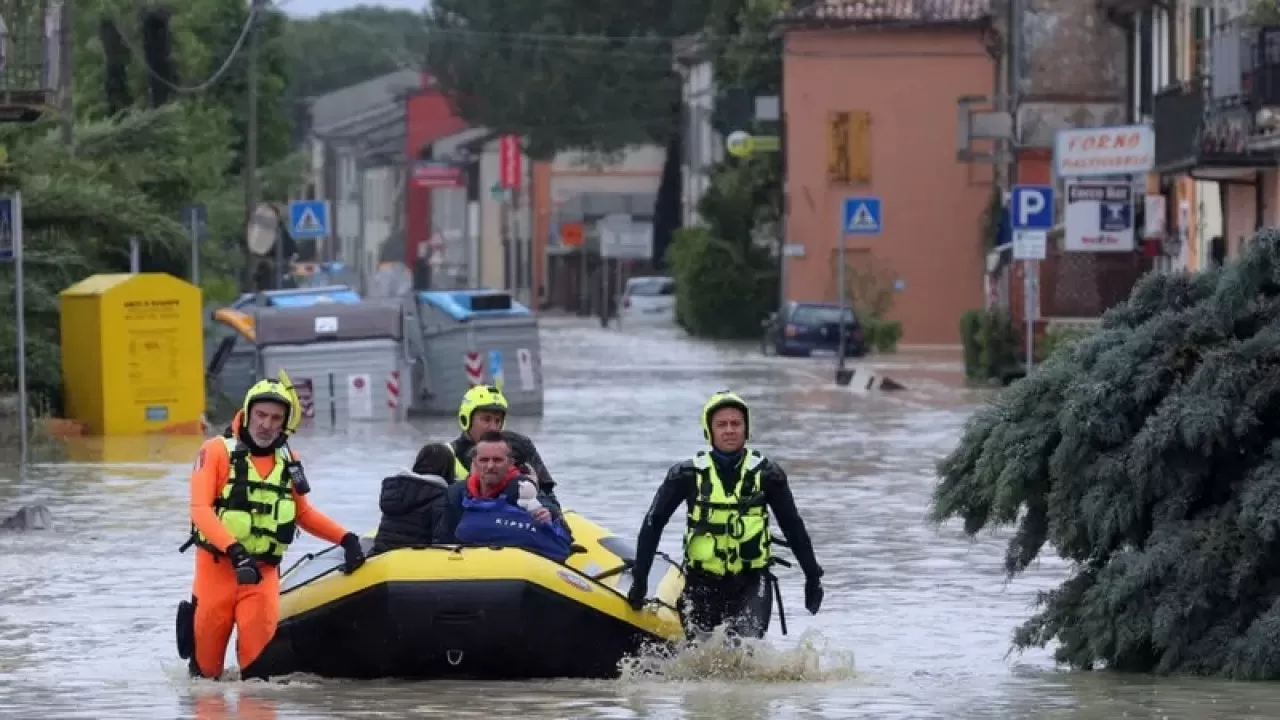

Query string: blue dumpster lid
[229,285,363,309]
[417,290,531,321]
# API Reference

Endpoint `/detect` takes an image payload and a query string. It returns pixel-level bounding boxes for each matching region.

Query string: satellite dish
[245,203,279,256]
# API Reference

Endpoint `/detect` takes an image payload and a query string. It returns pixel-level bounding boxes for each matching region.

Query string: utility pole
[242,0,264,290]
[244,0,262,214]
[58,0,74,146]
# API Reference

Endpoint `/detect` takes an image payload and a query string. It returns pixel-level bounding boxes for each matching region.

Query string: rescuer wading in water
[176,376,366,679]
[627,391,824,639]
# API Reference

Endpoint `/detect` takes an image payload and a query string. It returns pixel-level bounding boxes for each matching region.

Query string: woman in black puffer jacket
[372,443,457,554]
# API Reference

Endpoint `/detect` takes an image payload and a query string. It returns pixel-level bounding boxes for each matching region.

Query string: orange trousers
[190,547,280,679]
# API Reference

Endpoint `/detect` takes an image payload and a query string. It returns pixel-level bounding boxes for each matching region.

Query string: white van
[618,275,676,328]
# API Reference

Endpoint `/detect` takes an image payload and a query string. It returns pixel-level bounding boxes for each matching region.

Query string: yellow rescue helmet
[242,370,303,435]
[458,384,509,432]
[702,390,750,443]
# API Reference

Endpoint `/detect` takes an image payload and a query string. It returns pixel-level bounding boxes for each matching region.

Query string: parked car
[762,301,866,357]
[618,275,676,328]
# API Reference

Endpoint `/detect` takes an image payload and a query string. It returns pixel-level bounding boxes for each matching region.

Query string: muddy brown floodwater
[1,317,1277,719]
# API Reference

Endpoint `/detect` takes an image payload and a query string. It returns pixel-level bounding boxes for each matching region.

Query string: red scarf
[467,466,520,499]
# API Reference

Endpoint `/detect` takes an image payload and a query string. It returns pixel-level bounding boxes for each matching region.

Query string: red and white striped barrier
[464,351,484,385]
[386,371,400,411]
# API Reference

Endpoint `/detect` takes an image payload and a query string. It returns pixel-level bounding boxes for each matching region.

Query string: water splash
[617,627,857,683]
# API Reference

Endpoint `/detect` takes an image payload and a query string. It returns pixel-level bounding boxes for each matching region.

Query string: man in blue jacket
[433,430,573,562]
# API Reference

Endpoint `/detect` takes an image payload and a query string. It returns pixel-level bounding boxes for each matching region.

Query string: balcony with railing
[1153,17,1280,179]
[0,0,62,122]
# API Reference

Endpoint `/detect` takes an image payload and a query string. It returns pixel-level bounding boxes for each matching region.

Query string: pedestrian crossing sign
[296,209,321,233]
[842,196,882,235]
[288,200,330,240]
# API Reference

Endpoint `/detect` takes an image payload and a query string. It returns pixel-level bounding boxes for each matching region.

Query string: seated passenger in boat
[434,431,575,562]
[373,443,457,554]
[503,429,562,514]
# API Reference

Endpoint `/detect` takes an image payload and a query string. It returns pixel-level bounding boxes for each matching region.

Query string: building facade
[306,69,423,293]
[532,146,665,312]
[1147,0,1277,268]
[778,1,996,345]
[674,35,723,230]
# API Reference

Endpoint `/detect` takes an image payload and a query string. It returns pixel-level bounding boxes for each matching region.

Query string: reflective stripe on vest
[682,449,770,576]
[192,437,298,565]
[448,440,470,481]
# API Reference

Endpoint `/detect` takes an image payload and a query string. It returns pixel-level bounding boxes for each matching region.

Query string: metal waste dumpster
[407,290,544,417]
[208,286,365,404]
[227,285,363,310]
[213,300,410,426]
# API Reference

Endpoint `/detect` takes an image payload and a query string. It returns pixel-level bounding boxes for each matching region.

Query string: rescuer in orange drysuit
[175,377,365,680]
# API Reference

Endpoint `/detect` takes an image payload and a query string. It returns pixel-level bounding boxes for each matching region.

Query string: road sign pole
[1024,259,1037,372]
[1011,185,1054,377]
[13,193,28,463]
[189,207,200,287]
[275,215,285,290]
[836,232,848,381]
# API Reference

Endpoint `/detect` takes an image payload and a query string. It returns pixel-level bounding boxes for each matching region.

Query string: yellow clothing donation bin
[59,273,205,436]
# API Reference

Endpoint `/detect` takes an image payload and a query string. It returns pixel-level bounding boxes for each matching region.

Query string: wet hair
[412,443,457,481]
[475,430,511,455]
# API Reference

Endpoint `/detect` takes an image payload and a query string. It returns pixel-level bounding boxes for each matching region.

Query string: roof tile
[779,0,992,26]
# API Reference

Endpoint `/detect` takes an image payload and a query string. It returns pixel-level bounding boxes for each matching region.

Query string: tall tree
[72,0,295,174]
[423,0,711,156]
[0,0,311,413]
[199,0,295,174]
[930,231,1280,680]
[282,7,429,99]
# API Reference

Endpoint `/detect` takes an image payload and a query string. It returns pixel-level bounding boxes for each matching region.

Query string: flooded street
[3,317,1279,718]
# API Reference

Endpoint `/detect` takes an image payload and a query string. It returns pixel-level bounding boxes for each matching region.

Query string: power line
[268,7,988,64]
[414,16,988,49]
[307,21,983,63]
[107,4,261,93]
[100,5,990,102]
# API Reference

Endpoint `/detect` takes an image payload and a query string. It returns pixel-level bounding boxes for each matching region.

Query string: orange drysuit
[188,416,348,679]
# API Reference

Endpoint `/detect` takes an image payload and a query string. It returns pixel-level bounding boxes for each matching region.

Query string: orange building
[778,1,997,345]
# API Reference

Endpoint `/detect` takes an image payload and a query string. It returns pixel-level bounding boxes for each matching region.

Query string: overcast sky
[283,0,426,18]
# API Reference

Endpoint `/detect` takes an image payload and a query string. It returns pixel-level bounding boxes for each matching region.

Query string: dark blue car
[762,302,866,357]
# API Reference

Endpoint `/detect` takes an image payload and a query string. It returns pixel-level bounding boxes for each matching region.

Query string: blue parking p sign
[1011,185,1055,230]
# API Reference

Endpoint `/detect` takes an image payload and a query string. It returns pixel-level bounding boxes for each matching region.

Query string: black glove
[340,533,365,574]
[626,581,648,611]
[226,543,260,585]
[804,576,824,615]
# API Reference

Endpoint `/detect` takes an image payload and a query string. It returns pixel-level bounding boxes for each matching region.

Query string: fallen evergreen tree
[930,229,1280,679]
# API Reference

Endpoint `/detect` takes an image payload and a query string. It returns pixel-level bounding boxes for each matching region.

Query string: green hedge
[864,317,902,353]
[667,227,777,339]
[960,308,1018,383]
